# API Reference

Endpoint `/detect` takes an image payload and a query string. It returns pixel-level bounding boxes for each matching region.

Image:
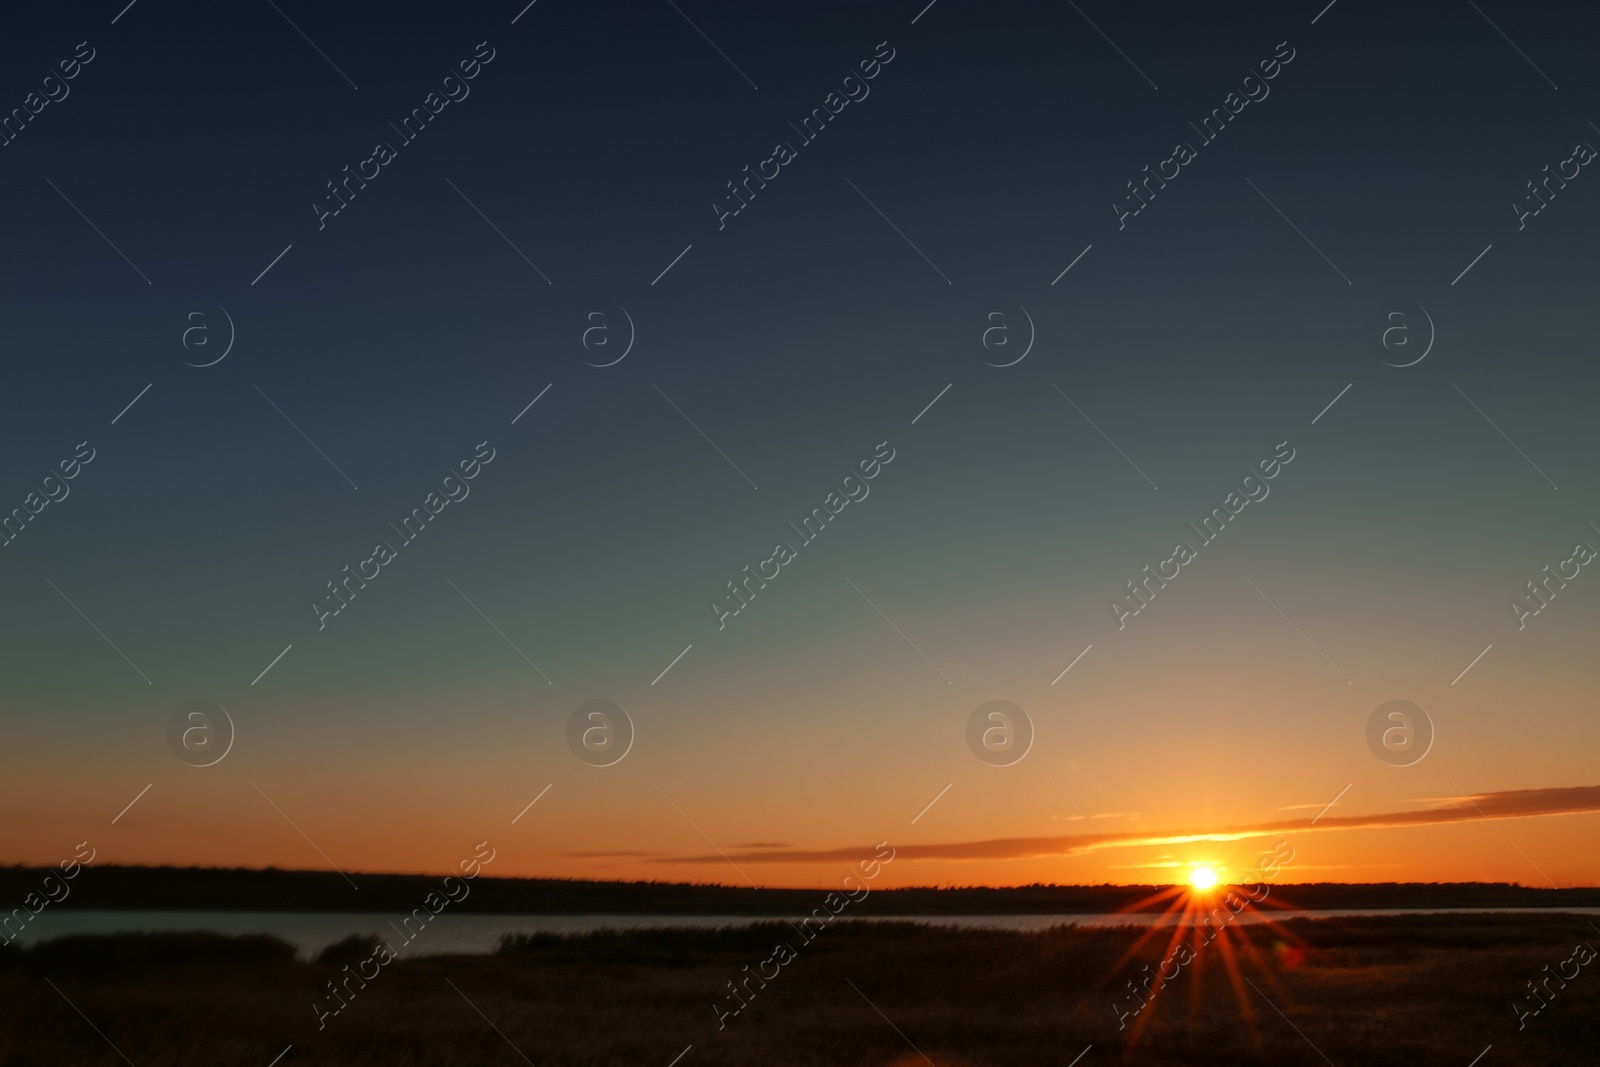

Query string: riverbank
[5,913,1596,1065]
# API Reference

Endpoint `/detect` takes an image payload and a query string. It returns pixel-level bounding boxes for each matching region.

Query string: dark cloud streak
[651,785,1600,865]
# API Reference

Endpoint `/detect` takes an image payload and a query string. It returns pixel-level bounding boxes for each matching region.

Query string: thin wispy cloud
[653,785,1600,865]
[1050,810,1141,822]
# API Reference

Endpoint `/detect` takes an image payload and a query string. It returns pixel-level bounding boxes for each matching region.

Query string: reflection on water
[15,908,1600,958]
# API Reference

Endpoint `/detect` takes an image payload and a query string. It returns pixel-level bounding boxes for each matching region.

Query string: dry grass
[0,913,1594,1065]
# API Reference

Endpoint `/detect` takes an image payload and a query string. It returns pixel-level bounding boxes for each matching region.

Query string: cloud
[650,784,1600,865]
[1049,811,1140,823]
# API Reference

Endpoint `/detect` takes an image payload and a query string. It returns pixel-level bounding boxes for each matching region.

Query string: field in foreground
[1,914,1595,1066]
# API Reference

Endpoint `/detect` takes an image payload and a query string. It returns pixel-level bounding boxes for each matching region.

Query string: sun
[1188,866,1219,890]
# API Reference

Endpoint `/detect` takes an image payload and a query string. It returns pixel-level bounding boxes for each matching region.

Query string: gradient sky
[2,0,1598,890]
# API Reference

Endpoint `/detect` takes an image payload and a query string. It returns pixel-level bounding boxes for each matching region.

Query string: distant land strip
[3,867,1597,915]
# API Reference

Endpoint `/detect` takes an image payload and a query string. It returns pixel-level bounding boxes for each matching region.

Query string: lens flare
[1189,866,1219,890]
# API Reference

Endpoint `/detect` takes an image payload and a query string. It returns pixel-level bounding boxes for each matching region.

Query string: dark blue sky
[2,0,1598,886]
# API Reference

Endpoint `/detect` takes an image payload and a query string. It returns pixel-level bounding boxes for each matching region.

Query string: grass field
[1,913,1595,1065]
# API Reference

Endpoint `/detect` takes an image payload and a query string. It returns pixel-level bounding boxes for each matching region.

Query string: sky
[2,0,1598,890]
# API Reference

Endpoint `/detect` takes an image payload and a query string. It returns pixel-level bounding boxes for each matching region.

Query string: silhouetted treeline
[4,865,1598,913]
